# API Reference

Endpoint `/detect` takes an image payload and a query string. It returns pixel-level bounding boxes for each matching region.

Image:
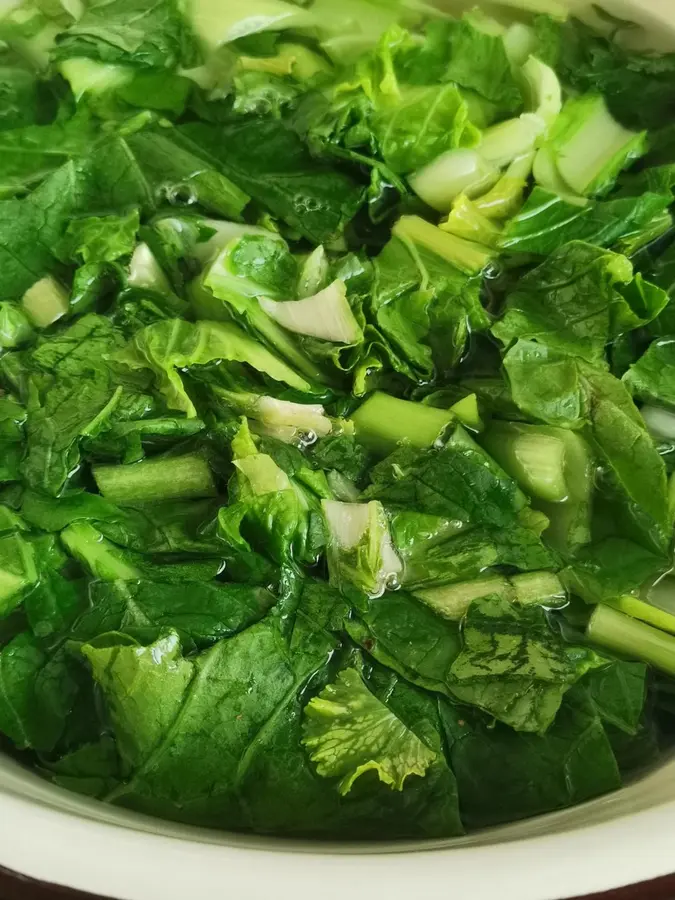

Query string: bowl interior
[2,2,675,898]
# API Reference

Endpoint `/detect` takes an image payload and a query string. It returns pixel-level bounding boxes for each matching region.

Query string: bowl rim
[3,3,675,899]
[2,758,675,900]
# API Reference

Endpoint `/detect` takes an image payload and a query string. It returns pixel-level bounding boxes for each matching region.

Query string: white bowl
[2,2,675,898]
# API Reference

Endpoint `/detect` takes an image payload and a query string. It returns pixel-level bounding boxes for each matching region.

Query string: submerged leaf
[449,596,605,733]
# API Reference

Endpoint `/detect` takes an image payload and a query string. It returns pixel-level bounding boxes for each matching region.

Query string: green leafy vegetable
[363,427,529,530]
[0,0,672,842]
[323,499,401,596]
[302,667,437,794]
[57,210,140,265]
[449,596,604,733]
[624,338,675,409]
[54,0,198,70]
[0,632,77,751]
[73,579,276,648]
[501,187,672,256]
[116,318,314,416]
[444,15,523,116]
[179,120,365,244]
[554,17,675,131]
[441,686,622,828]
[504,344,671,553]
[80,616,336,823]
[493,242,664,364]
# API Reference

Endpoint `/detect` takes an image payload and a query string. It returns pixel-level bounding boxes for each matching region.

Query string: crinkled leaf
[54,0,198,69]
[302,667,437,795]
[493,242,664,364]
[179,120,365,244]
[57,209,140,265]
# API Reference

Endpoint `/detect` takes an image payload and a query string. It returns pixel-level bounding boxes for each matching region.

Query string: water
[293,194,323,214]
[385,572,401,591]
[155,181,199,207]
[483,261,504,281]
[296,429,318,448]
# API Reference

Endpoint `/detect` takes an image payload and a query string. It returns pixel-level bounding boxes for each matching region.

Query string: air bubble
[294,195,322,214]
[156,181,199,206]
[298,430,317,447]
[592,464,606,488]
[385,572,401,591]
[483,261,503,281]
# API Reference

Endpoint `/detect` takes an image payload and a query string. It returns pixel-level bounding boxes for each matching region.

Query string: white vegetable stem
[480,114,547,169]
[256,396,333,437]
[522,56,562,125]
[409,148,499,212]
[641,405,675,441]
[128,243,173,294]
[322,499,402,597]
[551,95,646,196]
[22,276,69,328]
[259,280,362,344]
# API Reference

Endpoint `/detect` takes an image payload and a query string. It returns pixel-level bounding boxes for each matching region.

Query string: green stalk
[415,570,564,621]
[93,453,216,506]
[352,391,454,456]
[587,604,675,676]
[21,276,69,328]
[61,523,141,581]
[482,422,568,503]
[605,594,675,637]
[392,215,492,275]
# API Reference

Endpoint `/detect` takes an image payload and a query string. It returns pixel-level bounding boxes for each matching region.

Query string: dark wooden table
[1,865,674,900]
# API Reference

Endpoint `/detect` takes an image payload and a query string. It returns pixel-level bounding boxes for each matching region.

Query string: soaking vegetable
[1,0,675,840]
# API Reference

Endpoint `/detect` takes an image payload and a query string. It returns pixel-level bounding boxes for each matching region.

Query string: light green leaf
[624,337,675,409]
[115,318,313,416]
[302,667,437,795]
[57,209,140,264]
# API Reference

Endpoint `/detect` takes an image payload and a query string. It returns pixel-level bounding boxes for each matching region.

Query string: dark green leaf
[440,686,621,828]
[586,661,647,735]
[449,596,604,733]
[179,120,365,244]
[0,632,78,751]
[494,242,664,364]
[72,580,276,648]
